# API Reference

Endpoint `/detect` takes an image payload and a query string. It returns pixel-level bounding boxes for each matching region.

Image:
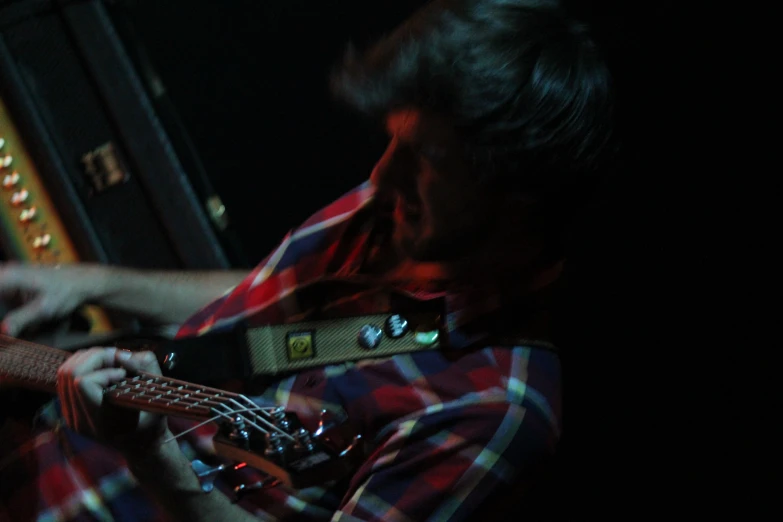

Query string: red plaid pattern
[0,181,561,521]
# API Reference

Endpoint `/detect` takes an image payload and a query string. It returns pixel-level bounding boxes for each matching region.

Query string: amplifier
[0,0,247,338]
[0,0,236,274]
[0,94,113,331]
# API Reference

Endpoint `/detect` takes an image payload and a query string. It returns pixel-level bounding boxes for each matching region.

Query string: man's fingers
[57,347,118,411]
[116,350,162,376]
[60,363,125,435]
[65,347,119,377]
[75,367,127,391]
[73,367,127,405]
[1,300,45,337]
[0,262,29,292]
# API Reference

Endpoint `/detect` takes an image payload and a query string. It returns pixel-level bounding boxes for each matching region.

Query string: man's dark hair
[331,0,615,197]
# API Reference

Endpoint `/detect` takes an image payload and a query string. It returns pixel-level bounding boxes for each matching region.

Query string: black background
[108,0,739,516]
[5,0,749,516]
[111,0,428,266]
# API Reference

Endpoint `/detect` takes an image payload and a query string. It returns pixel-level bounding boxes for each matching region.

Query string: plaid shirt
[0,182,561,522]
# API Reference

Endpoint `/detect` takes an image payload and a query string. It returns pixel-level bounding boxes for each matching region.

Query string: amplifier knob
[32,234,51,249]
[1,154,11,168]
[10,189,28,205]
[3,172,19,189]
[3,171,20,189]
[19,207,37,223]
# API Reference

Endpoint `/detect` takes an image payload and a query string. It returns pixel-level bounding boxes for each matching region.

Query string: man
[0,0,613,520]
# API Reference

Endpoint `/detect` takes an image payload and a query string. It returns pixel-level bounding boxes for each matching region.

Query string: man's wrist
[121,432,259,522]
[118,426,174,463]
[82,263,114,304]
[122,429,203,493]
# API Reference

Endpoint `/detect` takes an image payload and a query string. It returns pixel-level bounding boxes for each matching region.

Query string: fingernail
[117,349,132,361]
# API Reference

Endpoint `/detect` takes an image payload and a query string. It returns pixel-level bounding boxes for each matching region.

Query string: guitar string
[0,346,255,417]
[223,397,295,441]
[109,379,240,418]
[209,403,289,439]
[108,376,295,441]
[162,412,229,443]
[160,402,281,443]
[2,341,297,441]
[117,380,294,440]
[111,374,241,407]
[161,402,297,445]
[111,381,295,441]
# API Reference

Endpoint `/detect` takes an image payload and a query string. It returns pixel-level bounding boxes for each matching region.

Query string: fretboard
[104,374,291,438]
[105,372,242,423]
[0,335,288,437]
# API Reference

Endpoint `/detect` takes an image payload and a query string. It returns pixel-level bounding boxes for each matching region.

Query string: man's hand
[56,347,169,453]
[57,347,260,522]
[0,262,106,337]
[0,261,250,331]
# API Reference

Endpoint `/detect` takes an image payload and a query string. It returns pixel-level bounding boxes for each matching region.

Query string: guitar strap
[241,284,557,376]
[114,277,559,383]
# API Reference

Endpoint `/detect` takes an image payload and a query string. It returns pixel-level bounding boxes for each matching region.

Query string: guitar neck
[1,335,363,491]
[0,334,243,424]
[104,371,246,423]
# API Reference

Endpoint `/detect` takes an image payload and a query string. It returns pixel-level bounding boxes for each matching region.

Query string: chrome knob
[264,432,286,458]
[2,171,19,188]
[357,324,383,349]
[162,352,177,370]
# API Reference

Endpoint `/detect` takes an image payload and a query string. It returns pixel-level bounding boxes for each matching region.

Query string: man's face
[371,108,497,262]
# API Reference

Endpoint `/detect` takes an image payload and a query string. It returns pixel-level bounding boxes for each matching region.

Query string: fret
[108,375,227,401]
[102,374,293,440]
[105,374,235,422]
[108,390,220,411]
[0,339,266,429]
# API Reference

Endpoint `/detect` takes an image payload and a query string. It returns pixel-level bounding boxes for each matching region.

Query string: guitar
[0,334,364,490]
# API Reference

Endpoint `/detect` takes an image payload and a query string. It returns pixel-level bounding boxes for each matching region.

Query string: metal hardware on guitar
[103,374,364,490]
[0,334,365,491]
[227,415,251,443]
[191,459,279,501]
[187,408,361,497]
[234,479,278,501]
[191,460,227,493]
[271,406,291,430]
